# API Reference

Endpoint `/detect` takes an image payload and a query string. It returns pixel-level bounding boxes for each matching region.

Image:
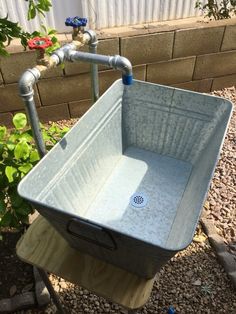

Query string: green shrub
[0,113,69,229]
[196,0,236,20]
[0,0,59,56]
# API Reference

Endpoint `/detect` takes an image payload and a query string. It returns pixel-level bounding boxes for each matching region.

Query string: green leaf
[48,29,57,35]
[0,126,7,140]
[40,24,47,34]
[5,166,17,183]
[14,212,29,225]
[9,133,20,142]
[15,202,32,216]
[18,163,33,174]
[61,126,70,136]
[20,132,33,143]
[28,2,37,20]
[31,31,41,37]
[0,211,12,227]
[42,130,50,141]
[0,143,4,155]
[0,199,6,215]
[0,47,9,57]
[13,113,27,130]
[30,150,40,163]
[6,141,16,151]
[51,36,58,44]
[60,63,65,70]
[8,189,23,208]
[14,141,30,159]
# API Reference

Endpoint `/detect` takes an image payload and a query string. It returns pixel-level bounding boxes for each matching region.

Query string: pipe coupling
[84,30,98,46]
[52,43,76,64]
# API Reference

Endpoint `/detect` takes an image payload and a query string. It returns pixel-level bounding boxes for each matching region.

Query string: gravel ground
[15,87,236,313]
[18,226,236,314]
[205,87,236,257]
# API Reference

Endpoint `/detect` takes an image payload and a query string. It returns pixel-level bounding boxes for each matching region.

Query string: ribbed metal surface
[18,79,232,278]
[0,0,206,32]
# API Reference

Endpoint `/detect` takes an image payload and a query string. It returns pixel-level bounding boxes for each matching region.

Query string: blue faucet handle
[65,17,87,28]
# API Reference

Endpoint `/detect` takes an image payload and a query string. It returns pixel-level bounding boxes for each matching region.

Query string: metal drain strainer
[130,192,148,208]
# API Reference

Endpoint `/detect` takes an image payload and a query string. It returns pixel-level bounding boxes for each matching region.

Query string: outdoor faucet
[65,16,88,41]
[18,16,133,158]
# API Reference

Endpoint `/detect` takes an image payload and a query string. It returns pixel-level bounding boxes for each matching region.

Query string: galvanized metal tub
[18,79,233,278]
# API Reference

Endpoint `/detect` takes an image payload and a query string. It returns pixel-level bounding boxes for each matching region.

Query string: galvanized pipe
[18,68,47,158]
[68,51,133,85]
[89,40,99,103]
[19,32,132,156]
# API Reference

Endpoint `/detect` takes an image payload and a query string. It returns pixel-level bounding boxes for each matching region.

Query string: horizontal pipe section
[69,51,133,79]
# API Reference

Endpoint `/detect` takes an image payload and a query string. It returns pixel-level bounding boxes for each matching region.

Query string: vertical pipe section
[89,41,99,103]
[25,98,47,158]
[18,68,47,158]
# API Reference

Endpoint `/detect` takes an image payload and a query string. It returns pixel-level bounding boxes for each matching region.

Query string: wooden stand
[16,216,155,312]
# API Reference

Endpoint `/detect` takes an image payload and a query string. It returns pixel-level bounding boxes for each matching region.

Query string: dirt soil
[0,230,34,300]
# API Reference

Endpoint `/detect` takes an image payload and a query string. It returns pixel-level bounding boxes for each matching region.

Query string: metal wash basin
[18,79,232,278]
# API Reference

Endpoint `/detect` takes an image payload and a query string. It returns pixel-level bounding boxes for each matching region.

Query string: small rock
[193,234,207,243]
[9,285,17,297]
[192,279,202,286]
[186,270,194,277]
[22,283,34,293]
[59,281,67,289]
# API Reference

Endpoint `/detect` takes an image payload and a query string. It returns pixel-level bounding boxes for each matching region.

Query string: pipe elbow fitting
[111,55,133,85]
[18,68,41,99]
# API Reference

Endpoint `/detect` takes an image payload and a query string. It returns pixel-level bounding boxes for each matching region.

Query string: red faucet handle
[28,37,53,51]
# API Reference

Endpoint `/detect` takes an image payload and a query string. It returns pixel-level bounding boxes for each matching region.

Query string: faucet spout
[68,51,133,85]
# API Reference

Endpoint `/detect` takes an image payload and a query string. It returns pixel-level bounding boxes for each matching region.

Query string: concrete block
[201,218,217,236]
[194,50,236,79]
[173,79,213,93]
[218,252,236,274]
[0,112,13,126]
[0,51,63,84]
[173,26,225,58]
[69,99,92,118]
[212,73,236,90]
[64,38,119,75]
[0,83,40,112]
[99,65,146,95]
[147,56,195,85]
[37,103,70,122]
[37,73,91,106]
[121,32,174,65]
[132,64,146,81]
[221,25,236,51]
[208,234,226,253]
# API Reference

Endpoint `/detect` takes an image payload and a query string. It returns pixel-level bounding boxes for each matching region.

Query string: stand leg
[37,268,65,314]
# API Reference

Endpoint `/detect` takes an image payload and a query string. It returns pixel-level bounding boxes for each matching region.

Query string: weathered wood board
[16,216,155,309]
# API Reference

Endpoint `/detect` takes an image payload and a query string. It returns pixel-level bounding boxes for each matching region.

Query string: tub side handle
[66,218,117,251]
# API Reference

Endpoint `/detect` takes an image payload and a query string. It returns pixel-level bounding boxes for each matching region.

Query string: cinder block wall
[1,17,236,126]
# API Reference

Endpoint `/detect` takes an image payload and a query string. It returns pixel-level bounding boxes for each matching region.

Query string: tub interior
[19,80,232,250]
